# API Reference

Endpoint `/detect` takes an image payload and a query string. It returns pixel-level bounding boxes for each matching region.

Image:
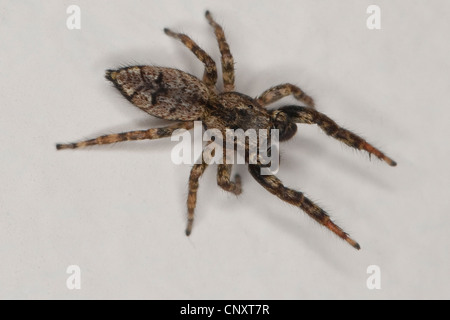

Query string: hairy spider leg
[257,83,315,108]
[278,106,397,166]
[56,122,194,150]
[217,164,242,195]
[186,160,209,236]
[164,28,218,89]
[248,164,360,250]
[205,10,235,92]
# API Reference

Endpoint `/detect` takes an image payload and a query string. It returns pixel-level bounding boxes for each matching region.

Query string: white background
[1,0,449,299]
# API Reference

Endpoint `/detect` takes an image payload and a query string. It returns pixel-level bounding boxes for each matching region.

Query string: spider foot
[346,237,361,250]
[56,143,76,150]
[325,218,361,250]
[185,218,193,236]
[232,174,242,195]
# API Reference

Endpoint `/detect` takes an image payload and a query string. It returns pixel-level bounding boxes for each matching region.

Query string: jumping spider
[57,11,396,250]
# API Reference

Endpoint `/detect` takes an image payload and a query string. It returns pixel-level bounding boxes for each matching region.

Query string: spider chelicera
[57,11,396,250]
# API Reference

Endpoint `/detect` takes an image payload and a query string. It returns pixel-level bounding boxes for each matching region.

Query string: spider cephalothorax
[57,11,396,250]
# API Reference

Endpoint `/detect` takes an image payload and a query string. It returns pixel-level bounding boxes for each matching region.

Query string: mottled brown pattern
[164,28,218,89]
[217,164,242,195]
[107,67,207,121]
[56,122,194,150]
[56,11,397,250]
[186,160,209,236]
[278,106,397,166]
[205,10,235,92]
[257,83,315,108]
[248,165,360,249]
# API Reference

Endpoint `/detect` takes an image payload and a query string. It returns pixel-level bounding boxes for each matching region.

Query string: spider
[56,11,396,250]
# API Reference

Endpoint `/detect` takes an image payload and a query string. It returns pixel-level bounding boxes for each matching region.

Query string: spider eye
[248,105,254,109]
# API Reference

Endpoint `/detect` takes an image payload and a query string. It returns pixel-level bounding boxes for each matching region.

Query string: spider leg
[248,164,360,250]
[186,160,209,236]
[256,83,315,108]
[217,164,242,195]
[56,121,193,150]
[205,10,235,92]
[278,106,397,166]
[164,28,217,89]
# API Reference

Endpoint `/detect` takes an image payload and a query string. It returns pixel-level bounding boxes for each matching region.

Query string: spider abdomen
[106,66,208,121]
